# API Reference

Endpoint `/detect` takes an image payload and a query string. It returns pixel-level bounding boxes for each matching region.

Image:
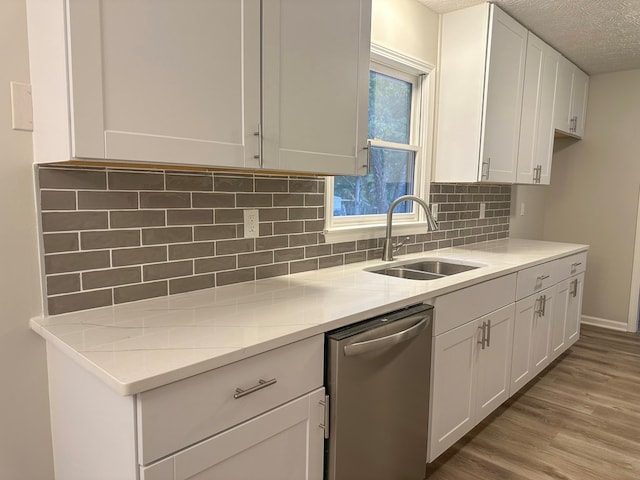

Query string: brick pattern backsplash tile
[37,166,510,315]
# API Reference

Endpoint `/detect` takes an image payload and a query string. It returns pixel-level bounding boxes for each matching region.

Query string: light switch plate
[10,81,33,131]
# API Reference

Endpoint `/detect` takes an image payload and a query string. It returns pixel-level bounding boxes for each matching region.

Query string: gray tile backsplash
[37,166,510,315]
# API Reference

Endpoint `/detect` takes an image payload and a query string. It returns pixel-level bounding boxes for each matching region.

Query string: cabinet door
[429,320,479,461]
[550,280,569,361]
[516,34,559,185]
[141,388,325,480]
[67,0,261,168]
[554,56,574,134]
[510,294,537,395]
[480,5,527,183]
[475,304,515,419]
[511,287,553,397]
[531,288,553,375]
[565,273,584,347]
[262,0,371,175]
[571,69,589,138]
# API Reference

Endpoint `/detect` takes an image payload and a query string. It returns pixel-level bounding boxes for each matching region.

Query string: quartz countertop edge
[30,239,589,396]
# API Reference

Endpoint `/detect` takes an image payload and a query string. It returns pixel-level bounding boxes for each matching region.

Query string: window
[324,46,434,242]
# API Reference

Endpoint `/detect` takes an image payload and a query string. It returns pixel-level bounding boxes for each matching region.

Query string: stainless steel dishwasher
[325,303,433,480]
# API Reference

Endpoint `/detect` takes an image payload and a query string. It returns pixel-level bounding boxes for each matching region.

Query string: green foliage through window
[334,69,417,217]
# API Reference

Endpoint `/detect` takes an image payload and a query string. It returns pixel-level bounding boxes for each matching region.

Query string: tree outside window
[333,67,419,217]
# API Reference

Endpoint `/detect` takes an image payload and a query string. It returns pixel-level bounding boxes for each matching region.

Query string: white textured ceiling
[417,0,640,74]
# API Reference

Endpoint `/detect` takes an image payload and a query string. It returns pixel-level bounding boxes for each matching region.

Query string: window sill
[323,222,431,244]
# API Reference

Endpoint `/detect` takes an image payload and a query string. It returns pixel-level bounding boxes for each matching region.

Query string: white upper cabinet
[554,57,589,138]
[27,0,371,175]
[262,0,371,175]
[434,4,527,183]
[516,33,560,185]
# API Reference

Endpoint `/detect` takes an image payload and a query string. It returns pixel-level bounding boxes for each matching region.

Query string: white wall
[372,0,439,66]
[509,184,548,240]
[0,1,54,478]
[542,69,640,330]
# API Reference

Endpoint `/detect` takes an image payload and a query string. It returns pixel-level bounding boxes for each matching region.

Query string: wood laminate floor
[425,325,640,480]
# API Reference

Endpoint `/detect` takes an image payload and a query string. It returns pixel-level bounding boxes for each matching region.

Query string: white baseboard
[581,315,628,332]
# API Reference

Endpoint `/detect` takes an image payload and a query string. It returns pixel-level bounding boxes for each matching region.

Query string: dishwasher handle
[343,314,429,357]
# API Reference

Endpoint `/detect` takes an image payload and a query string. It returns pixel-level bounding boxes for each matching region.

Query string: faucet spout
[381,195,439,261]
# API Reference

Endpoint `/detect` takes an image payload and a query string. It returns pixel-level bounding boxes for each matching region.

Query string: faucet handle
[392,236,411,254]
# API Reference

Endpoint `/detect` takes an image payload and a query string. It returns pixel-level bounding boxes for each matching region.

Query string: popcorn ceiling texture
[37,166,510,315]
[418,0,640,74]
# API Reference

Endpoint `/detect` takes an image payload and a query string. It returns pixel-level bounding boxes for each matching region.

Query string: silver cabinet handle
[533,165,541,184]
[537,274,550,283]
[481,157,491,180]
[343,314,428,357]
[571,262,582,272]
[570,278,578,298]
[535,295,546,317]
[319,395,330,439]
[253,123,263,167]
[486,319,491,348]
[362,140,372,172]
[234,378,277,399]
[477,321,487,350]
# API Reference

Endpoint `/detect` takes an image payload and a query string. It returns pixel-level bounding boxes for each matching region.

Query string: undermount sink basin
[365,258,483,280]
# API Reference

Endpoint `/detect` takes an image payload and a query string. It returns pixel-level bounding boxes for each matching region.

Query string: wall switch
[479,202,486,219]
[520,202,526,216]
[243,209,259,238]
[10,81,33,131]
[431,203,438,219]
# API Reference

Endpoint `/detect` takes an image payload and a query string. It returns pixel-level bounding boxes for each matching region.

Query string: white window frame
[324,43,435,243]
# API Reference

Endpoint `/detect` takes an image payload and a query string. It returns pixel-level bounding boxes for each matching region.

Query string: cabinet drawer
[516,261,558,300]
[555,251,587,278]
[433,274,516,335]
[136,335,323,465]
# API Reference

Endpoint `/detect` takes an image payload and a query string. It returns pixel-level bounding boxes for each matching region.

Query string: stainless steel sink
[365,258,483,280]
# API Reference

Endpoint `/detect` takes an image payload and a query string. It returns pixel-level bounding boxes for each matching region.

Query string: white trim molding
[581,315,628,332]
[627,185,640,333]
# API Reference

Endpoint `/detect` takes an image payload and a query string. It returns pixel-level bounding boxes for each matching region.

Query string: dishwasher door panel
[326,306,432,480]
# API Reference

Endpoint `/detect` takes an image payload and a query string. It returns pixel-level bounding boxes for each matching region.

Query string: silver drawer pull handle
[571,262,582,270]
[477,322,487,350]
[233,378,277,399]
[537,274,550,281]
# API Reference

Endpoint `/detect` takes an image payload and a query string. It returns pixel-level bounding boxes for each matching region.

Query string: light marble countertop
[30,238,588,395]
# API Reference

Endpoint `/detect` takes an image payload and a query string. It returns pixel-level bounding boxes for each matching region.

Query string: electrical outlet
[520,202,526,216]
[431,203,438,219]
[243,209,259,238]
[479,202,486,219]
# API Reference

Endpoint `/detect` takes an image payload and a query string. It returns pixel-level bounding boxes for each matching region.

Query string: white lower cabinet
[141,388,325,480]
[550,272,584,362]
[45,335,325,480]
[511,254,586,396]
[429,304,515,461]
[550,279,570,360]
[510,287,554,395]
[429,251,587,462]
[565,273,584,347]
